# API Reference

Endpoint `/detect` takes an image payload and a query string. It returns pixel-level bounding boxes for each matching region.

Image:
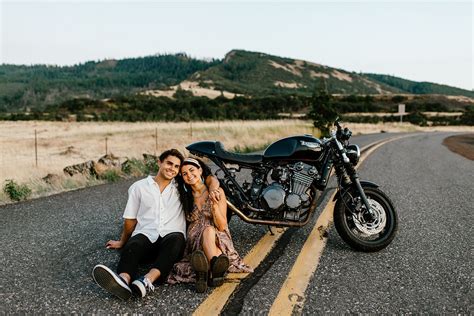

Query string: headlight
[346,144,360,166]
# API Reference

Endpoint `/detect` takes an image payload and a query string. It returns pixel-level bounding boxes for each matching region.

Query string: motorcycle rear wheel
[334,186,398,252]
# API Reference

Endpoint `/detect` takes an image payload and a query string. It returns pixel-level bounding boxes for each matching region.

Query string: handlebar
[326,119,350,164]
[333,118,352,142]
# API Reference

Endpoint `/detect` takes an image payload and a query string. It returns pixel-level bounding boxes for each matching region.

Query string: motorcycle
[186,119,398,252]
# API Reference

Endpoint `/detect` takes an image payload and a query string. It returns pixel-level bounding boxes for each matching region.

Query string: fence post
[189,122,193,137]
[155,127,158,155]
[35,129,38,167]
[105,137,108,156]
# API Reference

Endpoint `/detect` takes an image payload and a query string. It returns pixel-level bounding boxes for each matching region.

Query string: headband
[183,157,201,168]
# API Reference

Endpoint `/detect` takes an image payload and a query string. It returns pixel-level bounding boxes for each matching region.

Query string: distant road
[0,132,471,314]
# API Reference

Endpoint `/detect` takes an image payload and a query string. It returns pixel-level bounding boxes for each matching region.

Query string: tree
[173,86,193,99]
[308,80,338,137]
[406,111,428,126]
[460,106,474,125]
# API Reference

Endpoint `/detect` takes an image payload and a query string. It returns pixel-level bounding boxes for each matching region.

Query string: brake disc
[352,198,387,236]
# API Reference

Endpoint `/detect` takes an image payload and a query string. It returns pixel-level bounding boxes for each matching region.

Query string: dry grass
[1,120,472,204]
[0,120,313,184]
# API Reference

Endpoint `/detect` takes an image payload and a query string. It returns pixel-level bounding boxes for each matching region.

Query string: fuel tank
[263,135,324,162]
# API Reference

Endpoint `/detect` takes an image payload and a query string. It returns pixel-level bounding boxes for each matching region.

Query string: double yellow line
[194,136,403,316]
[269,136,403,315]
[194,227,287,315]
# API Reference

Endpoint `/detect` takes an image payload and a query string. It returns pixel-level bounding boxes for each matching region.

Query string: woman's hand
[209,189,221,204]
[106,240,124,249]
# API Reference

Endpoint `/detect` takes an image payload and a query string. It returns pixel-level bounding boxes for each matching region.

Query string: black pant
[117,232,185,282]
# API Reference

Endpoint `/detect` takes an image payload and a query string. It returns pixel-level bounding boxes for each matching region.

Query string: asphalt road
[302,132,473,314]
[0,132,471,314]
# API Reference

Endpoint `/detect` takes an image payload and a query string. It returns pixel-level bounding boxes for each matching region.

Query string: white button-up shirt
[123,176,186,243]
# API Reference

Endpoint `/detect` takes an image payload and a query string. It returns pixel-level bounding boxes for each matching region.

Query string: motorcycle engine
[260,162,318,220]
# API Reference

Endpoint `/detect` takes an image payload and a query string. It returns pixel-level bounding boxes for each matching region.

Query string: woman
[167,157,252,293]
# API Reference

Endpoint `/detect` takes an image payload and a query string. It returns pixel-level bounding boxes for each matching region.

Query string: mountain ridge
[0,49,472,112]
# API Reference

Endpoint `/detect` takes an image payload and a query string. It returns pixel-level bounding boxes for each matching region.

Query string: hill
[160,50,472,99]
[185,50,400,96]
[0,49,472,112]
[0,54,219,111]
[364,73,473,97]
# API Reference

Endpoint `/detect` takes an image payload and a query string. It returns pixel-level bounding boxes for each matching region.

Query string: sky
[1,0,472,90]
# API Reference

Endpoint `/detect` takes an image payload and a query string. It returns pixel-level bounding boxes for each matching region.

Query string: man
[92,149,220,300]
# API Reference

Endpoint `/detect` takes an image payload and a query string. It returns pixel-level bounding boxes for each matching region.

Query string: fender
[333,180,379,201]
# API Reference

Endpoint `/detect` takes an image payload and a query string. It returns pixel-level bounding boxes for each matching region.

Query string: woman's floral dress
[167,197,253,284]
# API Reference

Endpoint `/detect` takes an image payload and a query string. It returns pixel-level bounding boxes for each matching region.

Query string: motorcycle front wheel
[334,186,398,252]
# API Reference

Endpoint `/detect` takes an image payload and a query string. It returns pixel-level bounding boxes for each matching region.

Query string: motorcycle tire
[334,186,398,252]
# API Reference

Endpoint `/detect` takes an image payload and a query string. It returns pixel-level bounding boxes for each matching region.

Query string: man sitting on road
[92,149,220,300]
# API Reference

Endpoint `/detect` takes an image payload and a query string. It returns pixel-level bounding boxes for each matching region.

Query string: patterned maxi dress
[167,197,253,284]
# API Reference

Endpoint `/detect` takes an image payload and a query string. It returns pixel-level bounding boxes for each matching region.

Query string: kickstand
[267,225,275,236]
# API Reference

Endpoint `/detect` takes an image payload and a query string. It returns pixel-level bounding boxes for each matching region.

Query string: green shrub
[100,170,122,182]
[391,95,407,103]
[122,158,147,176]
[3,179,32,201]
[460,107,474,125]
[406,111,428,126]
[144,158,159,174]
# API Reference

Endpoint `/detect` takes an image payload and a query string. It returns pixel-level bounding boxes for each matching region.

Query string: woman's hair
[176,157,212,214]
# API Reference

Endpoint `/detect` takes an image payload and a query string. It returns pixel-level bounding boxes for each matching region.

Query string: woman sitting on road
[167,157,252,292]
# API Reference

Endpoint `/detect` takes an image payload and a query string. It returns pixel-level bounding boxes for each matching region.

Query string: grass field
[1,120,472,204]
[0,120,314,202]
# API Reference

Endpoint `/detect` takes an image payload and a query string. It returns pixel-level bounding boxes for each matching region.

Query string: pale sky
[1,0,472,90]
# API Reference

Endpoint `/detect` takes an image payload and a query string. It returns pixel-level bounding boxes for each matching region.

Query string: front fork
[338,164,375,219]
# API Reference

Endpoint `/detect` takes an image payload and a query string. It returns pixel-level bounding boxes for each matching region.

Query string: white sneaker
[131,276,155,298]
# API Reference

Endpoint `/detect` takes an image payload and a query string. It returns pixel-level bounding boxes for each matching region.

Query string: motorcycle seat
[215,142,263,164]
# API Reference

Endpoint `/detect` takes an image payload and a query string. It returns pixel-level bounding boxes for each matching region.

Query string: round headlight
[346,144,360,166]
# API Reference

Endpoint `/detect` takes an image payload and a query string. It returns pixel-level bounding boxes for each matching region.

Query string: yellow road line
[194,135,409,315]
[193,227,287,316]
[268,135,407,315]
[268,191,336,315]
[358,136,405,165]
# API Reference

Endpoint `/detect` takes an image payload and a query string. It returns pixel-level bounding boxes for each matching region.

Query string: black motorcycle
[186,120,398,252]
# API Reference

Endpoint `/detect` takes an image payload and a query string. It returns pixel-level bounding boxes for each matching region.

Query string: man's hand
[107,218,136,250]
[106,240,124,249]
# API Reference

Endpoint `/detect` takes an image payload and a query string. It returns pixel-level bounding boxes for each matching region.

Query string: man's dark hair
[159,149,184,164]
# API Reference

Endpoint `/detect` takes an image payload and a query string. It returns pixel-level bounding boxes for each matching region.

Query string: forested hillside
[364,74,474,97]
[1,49,472,113]
[190,50,400,96]
[0,54,219,111]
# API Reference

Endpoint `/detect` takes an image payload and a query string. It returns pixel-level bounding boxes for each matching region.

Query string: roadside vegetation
[0,53,219,112]
[2,92,472,128]
[3,179,32,201]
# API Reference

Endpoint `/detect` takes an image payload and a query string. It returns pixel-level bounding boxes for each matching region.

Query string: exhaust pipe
[226,198,319,227]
